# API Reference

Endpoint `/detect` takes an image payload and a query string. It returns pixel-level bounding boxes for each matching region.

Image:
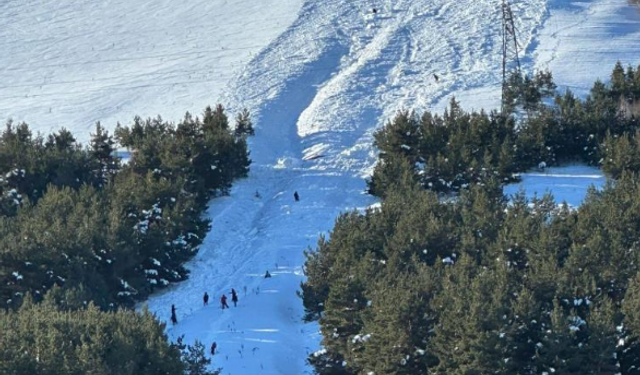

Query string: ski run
[2,0,640,374]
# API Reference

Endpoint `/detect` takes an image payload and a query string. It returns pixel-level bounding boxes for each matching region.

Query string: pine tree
[621,272,640,374]
[582,299,618,375]
[430,256,515,375]
[203,104,229,133]
[357,270,439,375]
[46,127,76,151]
[611,61,626,97]
[234,108,254,137]
[373,110,421,164]
[182,341,220,375]
[367,153,419,198]
[535,300,590,375]
[90,122,119,185]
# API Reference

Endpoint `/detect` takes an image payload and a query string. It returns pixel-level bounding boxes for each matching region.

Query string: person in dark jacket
[264,270,272,278]
[203,292,209,306]
[211,342,217,356]
[171,304,177,325]
[294,191,300,202]
[231,288,239,307]
[221,294,229,309]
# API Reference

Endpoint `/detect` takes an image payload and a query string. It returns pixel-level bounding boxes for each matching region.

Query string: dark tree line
[0,290,219,375]
[0,104,252,309]
[369,64,640,197]
[0,105,252,373]
[304,62,640,375]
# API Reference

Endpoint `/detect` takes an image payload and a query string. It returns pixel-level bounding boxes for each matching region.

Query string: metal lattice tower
[501,0,522,111]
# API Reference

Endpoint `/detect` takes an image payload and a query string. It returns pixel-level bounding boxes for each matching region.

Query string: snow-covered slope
[0,0,303,140]
[2,0,640,374]
[534,0,640,96]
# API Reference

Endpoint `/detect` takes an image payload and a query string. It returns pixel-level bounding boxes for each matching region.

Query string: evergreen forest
[303,62,640,375]
[0,104,252,374]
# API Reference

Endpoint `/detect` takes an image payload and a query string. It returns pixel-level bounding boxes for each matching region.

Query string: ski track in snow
[2,0,640,374]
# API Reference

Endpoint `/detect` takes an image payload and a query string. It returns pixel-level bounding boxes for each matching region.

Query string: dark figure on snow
[221,294,230,309]
[294,191,300,202]
[211,342,217,356]
[255,190,261,199]
[372,8,378,14]
[171,304,177,325]
[433,74,439,83]
[203,292,209,306]
[231,288,239,307]
[264,270,272,278]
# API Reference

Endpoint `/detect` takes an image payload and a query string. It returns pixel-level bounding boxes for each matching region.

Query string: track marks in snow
[5,1,639,374]
[533,0,640,95]
[144,3,559,374]
[0,0,304,140]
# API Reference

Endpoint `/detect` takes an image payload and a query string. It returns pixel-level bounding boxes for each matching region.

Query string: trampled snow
[2,0,640,374]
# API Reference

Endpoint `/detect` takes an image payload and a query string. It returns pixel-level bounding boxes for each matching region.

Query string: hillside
[2,0,640,374]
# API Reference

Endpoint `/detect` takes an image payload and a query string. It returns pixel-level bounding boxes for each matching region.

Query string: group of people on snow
[169,190,299,356]
[219,288,239,309]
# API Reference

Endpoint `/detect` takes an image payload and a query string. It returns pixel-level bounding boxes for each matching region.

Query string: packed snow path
[2,0,640,374]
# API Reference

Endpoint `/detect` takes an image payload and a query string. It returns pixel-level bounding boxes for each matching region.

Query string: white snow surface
[2,0,640,374]
[504,164,606,206]
[0,0,303,140]
[534,0,640,96]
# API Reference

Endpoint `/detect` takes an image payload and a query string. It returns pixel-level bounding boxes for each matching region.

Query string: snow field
[146,165,375,375]
[534,0,640,96]
[3,0,640,374]
[0,0,303,140]
[504,164,606,207]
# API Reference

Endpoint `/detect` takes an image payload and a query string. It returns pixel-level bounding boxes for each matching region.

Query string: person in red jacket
[221,294,229,309]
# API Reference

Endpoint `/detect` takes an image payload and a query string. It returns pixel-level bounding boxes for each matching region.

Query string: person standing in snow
[264,270,272,278]
[171,304,177,325]
[231,288,239,307]
[203,292,209,306]
[294,191,300,202]
[221,294,230,309]
[211,342,217,356]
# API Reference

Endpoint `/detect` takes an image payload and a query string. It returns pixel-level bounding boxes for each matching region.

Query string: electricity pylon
[501,0,522,112]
